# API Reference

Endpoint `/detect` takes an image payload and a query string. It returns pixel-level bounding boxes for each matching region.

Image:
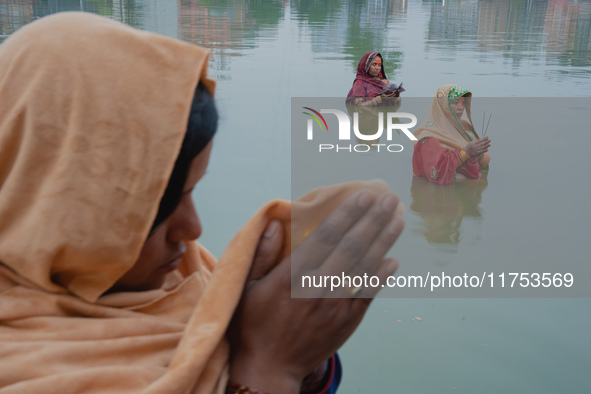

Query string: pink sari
[346,51,389,98]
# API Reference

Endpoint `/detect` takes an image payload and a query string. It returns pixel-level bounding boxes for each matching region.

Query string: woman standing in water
[346,51,404,107]
[0,13,404,393]
[412,85,491,185]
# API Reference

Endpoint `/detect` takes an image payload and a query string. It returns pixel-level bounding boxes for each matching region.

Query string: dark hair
[151,81,218,230]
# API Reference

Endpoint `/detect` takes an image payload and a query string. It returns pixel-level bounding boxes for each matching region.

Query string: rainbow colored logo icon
[302,107,328,131]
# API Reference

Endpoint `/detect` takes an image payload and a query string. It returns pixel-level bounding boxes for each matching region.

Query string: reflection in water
[424,0,591,70]
[178,0,282,49]
[426,0,480,47]
[476,0,548,60]
[341,0,406,72]
[2,0,590,78]
[177,0,283,80]
[290,0,406,77]
[0,0,145,36]
[0,0,34,36]
[0,0,285,81]
[410,174,487,250]
[477,0,547,60]
[543,0,591,67]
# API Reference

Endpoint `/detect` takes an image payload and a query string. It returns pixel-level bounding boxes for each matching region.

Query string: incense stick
[482,112,486,135]
[483,113,492,137]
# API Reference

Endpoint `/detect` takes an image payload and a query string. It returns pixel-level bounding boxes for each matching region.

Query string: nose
[167,195,203,243]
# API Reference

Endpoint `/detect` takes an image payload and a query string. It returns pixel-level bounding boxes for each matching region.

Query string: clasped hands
[464,137,491,158]
[229,189,404,394]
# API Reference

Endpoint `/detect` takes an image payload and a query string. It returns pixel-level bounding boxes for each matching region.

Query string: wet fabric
[412,137,481,185]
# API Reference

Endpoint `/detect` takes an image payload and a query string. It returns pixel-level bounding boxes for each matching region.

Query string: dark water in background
[2,1,591,392]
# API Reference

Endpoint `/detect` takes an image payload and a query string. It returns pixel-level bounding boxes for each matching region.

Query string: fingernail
[382,194,398,211]
[357,191,372,208]
[264,221,279,238]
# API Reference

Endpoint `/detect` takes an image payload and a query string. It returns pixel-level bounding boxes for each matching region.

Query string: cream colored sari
[414,84,490,168]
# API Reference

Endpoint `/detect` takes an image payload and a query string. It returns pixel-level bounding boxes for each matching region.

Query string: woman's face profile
[110,141,213,292]
[369,56,382,78]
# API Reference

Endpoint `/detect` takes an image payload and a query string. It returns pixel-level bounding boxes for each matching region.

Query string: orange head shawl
[0,13,400,393]
[413,85,491,168]
[0,12,215,302]
[0,11,234,393]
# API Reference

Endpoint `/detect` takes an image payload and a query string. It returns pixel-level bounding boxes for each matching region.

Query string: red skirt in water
[412,137,481,185]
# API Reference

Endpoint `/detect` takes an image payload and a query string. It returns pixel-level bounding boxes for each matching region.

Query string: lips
[159,258,181,273]
[158,247,186,272]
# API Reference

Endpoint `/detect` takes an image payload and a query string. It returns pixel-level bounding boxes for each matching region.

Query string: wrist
[230,354,302,394]
[372,95,382,105]
[302,356,338,394]
[458,149,470,166]
[300,359,330,394]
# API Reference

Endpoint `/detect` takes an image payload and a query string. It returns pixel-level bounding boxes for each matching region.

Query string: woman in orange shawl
[0,13,405,394]
[412,85,491,185]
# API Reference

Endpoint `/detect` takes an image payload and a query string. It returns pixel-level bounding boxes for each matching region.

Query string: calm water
[2,1,591,392]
